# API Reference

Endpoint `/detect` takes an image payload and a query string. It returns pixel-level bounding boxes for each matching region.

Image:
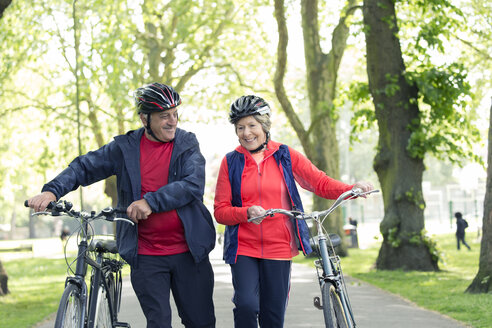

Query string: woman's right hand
[247,205,266,225]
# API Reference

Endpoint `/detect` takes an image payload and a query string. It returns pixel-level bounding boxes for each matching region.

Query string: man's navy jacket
[42,127,216,267]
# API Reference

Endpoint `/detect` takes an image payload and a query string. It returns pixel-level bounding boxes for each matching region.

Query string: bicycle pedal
[114,322,131,328]
[313,296,323,310]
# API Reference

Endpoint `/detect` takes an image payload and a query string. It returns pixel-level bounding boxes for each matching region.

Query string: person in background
[455,212,471,250]
[214,95,374,327]
[27,83,216,328]
[60,226,70,241]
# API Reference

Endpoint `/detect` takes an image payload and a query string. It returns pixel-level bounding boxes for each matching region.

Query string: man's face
[141,108,178,142]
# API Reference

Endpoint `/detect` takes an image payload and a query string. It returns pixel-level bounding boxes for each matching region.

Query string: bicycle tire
[321,281,349,328]
[94,281,113,328]
[54,283,84,328]
[106,272,118,314]
[113,271,123,314]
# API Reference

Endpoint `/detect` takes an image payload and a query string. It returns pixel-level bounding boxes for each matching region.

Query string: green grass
[0,257,67,327]
[296,233,490,328]
[0,253,131,328]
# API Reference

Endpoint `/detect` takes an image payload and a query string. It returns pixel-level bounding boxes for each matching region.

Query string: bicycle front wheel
[94,282,112,328]
[321,281,349,328]
[54,283,84,328]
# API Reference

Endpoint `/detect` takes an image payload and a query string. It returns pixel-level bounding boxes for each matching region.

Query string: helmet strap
[250,132,270,154]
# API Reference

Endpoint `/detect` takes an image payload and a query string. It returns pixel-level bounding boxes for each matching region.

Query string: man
[27,83,216,328]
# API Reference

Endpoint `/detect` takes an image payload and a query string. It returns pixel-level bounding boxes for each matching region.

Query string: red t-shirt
[137,134,189,255]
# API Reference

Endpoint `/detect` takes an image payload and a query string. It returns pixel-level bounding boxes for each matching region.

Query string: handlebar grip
[352,188,363,194]
[24,200,55,209]
[247,216,261,222]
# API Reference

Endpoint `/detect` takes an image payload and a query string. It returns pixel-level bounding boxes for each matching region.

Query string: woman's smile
[236,116,266,151]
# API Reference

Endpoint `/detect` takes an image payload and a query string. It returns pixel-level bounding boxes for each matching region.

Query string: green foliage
[0,0,273,223]
[384,225,441,263]
[403,187,425,209]
[387,226,401,248]
[409,229,442,263]
[405,63,481,165]
[347,0,485,169]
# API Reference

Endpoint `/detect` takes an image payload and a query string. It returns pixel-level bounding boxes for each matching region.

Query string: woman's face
[235,116,267,151]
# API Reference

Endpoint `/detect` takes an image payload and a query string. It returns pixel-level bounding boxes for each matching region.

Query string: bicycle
[248,188,379,328]
[25,199,134,328]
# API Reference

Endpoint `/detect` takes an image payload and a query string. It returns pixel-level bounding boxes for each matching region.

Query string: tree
[362,0,480,270]
[0,0,11,297]
[273,0,359,251]
[467,100,492,293]
[1,0,256,207]
[0,0,11,18]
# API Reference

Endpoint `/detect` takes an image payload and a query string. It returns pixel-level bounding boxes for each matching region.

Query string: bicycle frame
[87,248,119,327]
[26,200,132,328]
[314,215,356,328]
[248,188,379,328]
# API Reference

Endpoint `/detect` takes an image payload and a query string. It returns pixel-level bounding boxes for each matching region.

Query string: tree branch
[273,0,313,158]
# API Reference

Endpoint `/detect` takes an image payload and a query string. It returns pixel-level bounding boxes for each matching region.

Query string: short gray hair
[235,114,271,134]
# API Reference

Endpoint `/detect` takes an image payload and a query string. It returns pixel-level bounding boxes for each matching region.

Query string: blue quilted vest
[223,144,313,264]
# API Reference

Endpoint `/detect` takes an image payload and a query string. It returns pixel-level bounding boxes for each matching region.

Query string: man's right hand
[27,191,56,213]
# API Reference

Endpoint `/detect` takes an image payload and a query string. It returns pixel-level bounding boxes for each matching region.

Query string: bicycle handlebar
[247,188,379,222]
[24,199,134,225]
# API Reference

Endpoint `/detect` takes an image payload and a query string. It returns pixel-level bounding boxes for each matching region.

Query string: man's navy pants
[130,252,215,328]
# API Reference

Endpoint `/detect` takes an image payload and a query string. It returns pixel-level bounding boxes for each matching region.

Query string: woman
[214,95,373,327]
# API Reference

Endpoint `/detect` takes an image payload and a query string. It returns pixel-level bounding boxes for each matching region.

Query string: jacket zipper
[256,151,274,259]
[257,162,263,258]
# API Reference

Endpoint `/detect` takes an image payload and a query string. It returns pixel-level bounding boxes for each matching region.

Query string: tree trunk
[9,208,16,239]
[0,0,12,19]
[466,99,492,292]
[29,210,36,239]
[0,260,8,295]
[274,0,357,254]
[104,176,118,208]
[363,0,438,270]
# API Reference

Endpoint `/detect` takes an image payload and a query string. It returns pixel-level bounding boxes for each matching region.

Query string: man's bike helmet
[134,83,181,143]
[134,83,181,113]
[229,95,271,124]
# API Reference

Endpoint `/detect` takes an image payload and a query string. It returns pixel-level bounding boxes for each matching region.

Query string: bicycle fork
[314,222,356,327]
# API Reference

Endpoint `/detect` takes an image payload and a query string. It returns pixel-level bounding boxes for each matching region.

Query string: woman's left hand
[353,181,375,197]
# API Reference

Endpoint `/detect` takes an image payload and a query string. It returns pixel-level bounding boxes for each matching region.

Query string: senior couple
[27,83,373,328]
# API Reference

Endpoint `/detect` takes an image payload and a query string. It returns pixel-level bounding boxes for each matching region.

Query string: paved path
[36,245,468,328]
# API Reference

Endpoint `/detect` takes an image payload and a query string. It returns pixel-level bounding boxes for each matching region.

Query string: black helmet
[229,95,270,124]
[134,83,181,113]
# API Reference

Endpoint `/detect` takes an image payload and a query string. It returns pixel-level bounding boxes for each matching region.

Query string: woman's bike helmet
[134,83,181,142]
[229,95,271,124]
